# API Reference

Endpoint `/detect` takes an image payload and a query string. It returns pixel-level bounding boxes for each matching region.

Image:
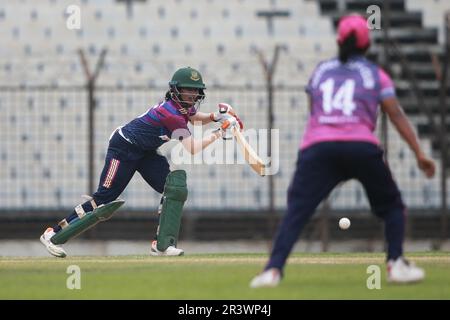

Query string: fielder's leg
[354,143,425,283]
[251,144,344,288]
[353,143,405,261]
[265,145,344,271]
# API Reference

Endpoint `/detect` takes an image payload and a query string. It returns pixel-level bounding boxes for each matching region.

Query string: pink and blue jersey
[121,100,195,151]
[301,56,396,150]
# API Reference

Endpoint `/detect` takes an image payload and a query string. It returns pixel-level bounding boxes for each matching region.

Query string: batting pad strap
[81,195,97,209]
[157,196,164,215]
[75,204,86,218]
[58,219,69,229]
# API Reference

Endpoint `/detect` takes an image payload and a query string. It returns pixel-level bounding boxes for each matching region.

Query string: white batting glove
[220,116,239,130]
[218,102,234,114]
[221,116,240,140]
[212,115,238,140]
[213,112,235,124]
[210,109,230,122]
[210,103,244,130]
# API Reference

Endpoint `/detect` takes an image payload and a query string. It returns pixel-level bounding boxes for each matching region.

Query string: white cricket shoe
[150,240,184,256]
[249,268,281,288]
[39,227,67,258]
[387,257,425,283]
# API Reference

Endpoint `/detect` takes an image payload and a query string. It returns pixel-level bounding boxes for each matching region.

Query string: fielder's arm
[381,97,436,178]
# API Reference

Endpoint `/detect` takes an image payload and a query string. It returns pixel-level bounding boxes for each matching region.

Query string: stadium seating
[0,0,446,211]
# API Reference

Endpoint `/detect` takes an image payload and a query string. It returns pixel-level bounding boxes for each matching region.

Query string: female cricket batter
[39,67,242,258]
[250,15,436,287]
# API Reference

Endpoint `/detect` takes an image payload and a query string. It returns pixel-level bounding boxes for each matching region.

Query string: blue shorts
[289,141,404,216]
[92,130,170,204]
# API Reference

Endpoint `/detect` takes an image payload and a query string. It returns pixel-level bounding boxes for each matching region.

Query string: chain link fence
[1,85,446,216]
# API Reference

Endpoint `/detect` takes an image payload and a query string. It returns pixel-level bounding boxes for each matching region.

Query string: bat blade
[231,126,266,176]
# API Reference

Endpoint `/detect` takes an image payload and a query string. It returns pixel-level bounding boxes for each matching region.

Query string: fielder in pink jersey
[250,14,436,287]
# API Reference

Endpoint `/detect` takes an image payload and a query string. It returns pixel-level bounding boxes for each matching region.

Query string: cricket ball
[339,217,351,230]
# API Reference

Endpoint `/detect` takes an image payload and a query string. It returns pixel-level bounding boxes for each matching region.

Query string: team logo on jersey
[190,71,200,81]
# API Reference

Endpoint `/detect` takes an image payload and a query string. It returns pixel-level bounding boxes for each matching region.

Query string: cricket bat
[231,126,266,176]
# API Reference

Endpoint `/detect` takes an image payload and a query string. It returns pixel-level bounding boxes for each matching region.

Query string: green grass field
[1,252,449,299]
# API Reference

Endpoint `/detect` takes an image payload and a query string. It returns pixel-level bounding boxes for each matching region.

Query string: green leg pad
[157,170,188,251]
[51,199,125,245]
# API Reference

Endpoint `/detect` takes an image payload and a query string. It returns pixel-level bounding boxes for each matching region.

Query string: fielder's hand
[416,153,436,178]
